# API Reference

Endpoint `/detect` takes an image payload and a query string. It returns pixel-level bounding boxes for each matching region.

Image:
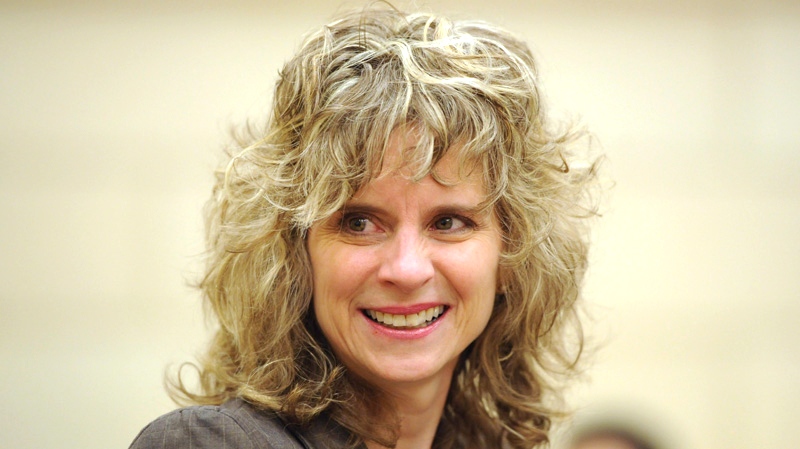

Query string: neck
[365,362,456,449]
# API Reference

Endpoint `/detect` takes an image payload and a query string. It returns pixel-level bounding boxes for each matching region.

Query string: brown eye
[347,217,368,232]
[434,217,453,230]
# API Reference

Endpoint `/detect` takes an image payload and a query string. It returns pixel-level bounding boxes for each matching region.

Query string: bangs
[292,50,523,225]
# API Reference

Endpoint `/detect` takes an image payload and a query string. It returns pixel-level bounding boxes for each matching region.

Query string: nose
[377,228,435,292]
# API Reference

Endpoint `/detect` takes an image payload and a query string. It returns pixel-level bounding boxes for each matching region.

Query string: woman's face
[307,133,503,389]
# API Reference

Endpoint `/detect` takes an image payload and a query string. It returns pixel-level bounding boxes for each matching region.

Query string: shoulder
[128,399,306,449]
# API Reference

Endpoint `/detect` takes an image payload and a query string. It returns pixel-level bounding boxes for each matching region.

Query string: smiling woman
[129,4,598,449]
[308,135,503,396]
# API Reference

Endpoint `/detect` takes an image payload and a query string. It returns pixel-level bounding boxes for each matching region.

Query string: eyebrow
[341,201,490,218]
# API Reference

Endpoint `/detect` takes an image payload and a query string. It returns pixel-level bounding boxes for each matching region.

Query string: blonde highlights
[171,6,597,449]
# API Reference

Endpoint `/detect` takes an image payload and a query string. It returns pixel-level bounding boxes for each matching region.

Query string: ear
[495,266,508,296]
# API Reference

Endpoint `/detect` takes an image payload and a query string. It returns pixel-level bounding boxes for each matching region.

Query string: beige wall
[1,1,798,448]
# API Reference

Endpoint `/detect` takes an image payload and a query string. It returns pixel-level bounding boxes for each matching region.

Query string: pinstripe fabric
[129,398,361,449]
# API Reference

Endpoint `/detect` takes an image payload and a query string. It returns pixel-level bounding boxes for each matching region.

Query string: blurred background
[1,1,798,448]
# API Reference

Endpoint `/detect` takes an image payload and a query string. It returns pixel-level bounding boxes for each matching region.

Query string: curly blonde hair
[171,5,597,449]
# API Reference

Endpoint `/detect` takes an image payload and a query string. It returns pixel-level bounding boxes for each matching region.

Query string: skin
[307,131,503,449]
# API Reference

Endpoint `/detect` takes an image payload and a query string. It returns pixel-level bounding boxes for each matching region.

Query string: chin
[361,355,458,388]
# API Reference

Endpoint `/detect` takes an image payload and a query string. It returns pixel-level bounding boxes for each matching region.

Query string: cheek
[446,247,500,328]
[310,261,342,321]
[309,242,374,314]
[455,243,501,293]
[310,268,344,347]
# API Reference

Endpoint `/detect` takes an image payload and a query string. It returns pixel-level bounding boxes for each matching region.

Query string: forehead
[345,129,490,213]
[376,128,481,186]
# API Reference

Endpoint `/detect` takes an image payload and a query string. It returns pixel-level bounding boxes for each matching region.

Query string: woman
[130,5,597,449]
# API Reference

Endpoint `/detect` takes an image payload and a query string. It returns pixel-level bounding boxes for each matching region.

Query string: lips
[363,305,447,329]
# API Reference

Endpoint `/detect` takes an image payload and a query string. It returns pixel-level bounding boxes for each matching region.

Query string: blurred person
[564,408,671,449]
[129,4,598,449]
[569,429,659,449]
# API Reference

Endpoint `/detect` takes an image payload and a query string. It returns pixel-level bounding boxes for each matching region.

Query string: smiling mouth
[363,305,447,329]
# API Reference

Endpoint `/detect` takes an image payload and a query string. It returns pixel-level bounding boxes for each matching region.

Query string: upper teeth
[365,305,445,328]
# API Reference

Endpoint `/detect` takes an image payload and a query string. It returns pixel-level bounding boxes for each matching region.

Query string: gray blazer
[129,398,364,449]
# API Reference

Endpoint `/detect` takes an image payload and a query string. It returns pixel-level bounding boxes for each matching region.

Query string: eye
[432,216,470,232]
[347,216,369,232]
[434,217,454,230]
[340,214,380,234]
